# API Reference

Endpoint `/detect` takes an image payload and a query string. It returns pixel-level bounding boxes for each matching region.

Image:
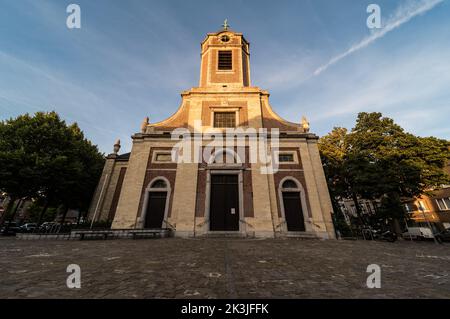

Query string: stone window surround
[216,49,234,73]
[151,150,174,164]
[209,107,241,128]
[138,176,172,229]
[274,150,299,164]
[277,176,312,233]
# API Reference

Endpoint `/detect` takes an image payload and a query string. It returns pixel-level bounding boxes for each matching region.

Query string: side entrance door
[282,192,305,231]
[144,192,167,228]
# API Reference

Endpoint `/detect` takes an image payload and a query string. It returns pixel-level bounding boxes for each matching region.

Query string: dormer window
[218,51,232,70]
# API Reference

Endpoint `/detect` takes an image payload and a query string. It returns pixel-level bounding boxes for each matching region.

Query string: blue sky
[1,0,449,154]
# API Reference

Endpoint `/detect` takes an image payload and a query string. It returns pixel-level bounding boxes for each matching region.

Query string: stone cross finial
[113,139,121,154]
[301,116,310,133]
[141,116,149,133]
[222,19,229,30]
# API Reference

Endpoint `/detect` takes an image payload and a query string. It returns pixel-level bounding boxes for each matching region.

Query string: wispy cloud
[313,0,444,76]
[286,44,450,139]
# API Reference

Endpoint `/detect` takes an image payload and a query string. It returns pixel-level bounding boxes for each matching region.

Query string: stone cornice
[181,87,269,97]
[131,131,318,140]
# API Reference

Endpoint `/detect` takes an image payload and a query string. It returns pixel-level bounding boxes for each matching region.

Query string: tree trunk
[0,196,16,226]
[59,205,69,226]
[37,200,50,226]
[4,198,22,231]
[76,210,82,226]
[392,219,403,236]
[10,198,22,221]
[351,192,366,226]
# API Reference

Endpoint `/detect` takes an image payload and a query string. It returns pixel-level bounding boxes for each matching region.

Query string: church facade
[88,26,336,239]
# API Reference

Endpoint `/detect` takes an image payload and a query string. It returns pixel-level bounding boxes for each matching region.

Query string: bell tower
[199,20,251,88]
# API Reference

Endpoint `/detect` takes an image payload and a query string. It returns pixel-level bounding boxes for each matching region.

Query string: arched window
[209,148,242,165]
[151,179,167,189]
[214,151,235,164]
[282,180,297,189]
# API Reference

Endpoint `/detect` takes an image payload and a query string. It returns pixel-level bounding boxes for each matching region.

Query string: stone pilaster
[88,154,116,222]
[307,140,336,239]
[171,163,198,237]
[112,140,151,229]
[250,164,275,238]
[299,140,328,238]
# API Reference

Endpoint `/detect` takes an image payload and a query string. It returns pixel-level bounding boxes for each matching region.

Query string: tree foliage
[0,112,105,223]
[319,112,450,224]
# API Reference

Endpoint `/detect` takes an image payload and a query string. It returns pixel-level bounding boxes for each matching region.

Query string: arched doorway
[279,178,306,231]
[143,178,170,229]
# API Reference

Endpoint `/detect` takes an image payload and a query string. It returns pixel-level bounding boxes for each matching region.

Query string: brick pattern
[195,168,206,217]
[201,101,248,127]
[136,147,178,221]
[274,171,312,218]
[278,148,303,170]
[209,48,241,84]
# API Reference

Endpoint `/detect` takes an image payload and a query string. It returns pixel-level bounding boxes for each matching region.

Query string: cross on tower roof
[222,19,229,30]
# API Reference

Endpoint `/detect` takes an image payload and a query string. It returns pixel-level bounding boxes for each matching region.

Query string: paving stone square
[0,238,449,299]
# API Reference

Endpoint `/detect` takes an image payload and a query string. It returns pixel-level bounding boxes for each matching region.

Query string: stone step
[200,231,248,238]
[277,232,320,240]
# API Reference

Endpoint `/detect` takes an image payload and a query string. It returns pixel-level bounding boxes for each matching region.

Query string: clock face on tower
[220,35,230,43]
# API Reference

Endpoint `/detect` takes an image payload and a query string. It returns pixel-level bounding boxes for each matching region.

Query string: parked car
[435,228,450,243]
[402,227,434,240]
[39,222,59,232]
[0,221,21,236]
[19,223,37,233]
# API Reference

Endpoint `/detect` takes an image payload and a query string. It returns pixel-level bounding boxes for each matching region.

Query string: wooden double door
[209,174,240,231]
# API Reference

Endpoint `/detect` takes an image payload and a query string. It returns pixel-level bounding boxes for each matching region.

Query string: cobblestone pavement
[0,237,449,299]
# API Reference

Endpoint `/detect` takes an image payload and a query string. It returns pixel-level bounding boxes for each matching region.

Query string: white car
[19,223,37,232]
[402,227,434,240]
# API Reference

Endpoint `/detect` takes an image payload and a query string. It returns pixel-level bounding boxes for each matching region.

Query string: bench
[129,229,163,240]
[75,231,113,240]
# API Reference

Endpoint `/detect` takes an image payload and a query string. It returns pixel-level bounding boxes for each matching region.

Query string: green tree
[318,127,373,224]
[0,114,41,224]
[0,112,104,226]
[319,112,450,231]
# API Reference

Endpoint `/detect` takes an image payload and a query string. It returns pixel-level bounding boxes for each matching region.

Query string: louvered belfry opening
[218,50,232,70]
